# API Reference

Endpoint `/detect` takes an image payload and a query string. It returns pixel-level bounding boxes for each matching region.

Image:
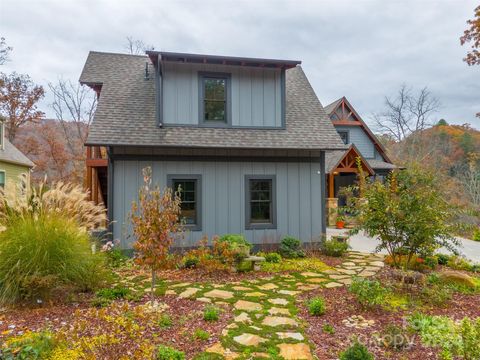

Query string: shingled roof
[0,139,34,168]
[80,51,346,151]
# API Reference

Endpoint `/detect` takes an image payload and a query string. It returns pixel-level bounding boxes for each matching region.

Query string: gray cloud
[0,0,478,128]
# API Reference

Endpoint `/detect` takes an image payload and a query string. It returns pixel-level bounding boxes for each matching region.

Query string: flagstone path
[161,251,385,359]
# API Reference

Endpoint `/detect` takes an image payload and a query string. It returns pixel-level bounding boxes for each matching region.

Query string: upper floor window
[338,130,349,144]
[199,73,230,125]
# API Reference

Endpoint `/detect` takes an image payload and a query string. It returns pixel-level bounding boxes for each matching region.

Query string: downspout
[107,146,114,240]
[320,151,327,240]
[156,53,163,127]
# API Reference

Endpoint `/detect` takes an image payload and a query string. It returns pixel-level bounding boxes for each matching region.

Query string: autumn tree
[130,167,183,303]
[0,37,12,65]
[0,72,44,141]
[48,78,97,181]
[124,36,154,55]
[460,154,480,208]
[461,5,480,66]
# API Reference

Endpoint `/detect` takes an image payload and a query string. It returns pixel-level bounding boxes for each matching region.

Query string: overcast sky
[1,0,479,129]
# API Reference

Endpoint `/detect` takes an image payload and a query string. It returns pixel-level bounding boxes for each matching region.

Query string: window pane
[204,78,225,100]
[173,179,197,225]
[249,180,272,223]
[0,172,4,188]
[338,131,348,144]
[250,203,271,223]
[204,100,226,121]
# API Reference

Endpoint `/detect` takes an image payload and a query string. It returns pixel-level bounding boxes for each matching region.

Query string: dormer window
[199,73,230,125]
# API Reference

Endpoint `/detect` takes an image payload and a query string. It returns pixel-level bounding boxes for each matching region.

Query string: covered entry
[325,145,374,225]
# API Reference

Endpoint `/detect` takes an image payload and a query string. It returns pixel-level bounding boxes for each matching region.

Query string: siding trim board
[111,154,322,163]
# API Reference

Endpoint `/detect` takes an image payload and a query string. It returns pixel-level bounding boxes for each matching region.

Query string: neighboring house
[323,97,396,224]
[0,124,34,199]
[80,51,346,249]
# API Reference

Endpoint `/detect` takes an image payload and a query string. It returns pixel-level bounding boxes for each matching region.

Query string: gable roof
[325,144,374,175]
[0,138,35,168]
[80,51,346,151]
[324,96,393,163]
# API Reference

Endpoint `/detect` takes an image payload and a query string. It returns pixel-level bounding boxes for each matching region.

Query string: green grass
[203,306,220,321]
[260,258,331,273]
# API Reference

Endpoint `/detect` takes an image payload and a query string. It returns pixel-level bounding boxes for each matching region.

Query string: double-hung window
[245,175,276,229]
[168,175,202,231]
[199,73,230,125]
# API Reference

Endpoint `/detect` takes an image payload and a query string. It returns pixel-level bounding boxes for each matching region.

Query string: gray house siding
[162,62,283,128]
[335,126,375,158]
[112,158,323,249]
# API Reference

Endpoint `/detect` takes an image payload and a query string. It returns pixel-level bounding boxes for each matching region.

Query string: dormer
[146,51,301,129]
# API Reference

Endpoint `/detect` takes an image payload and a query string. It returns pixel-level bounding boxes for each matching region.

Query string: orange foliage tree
[461,5,480,66]
[130,166,183,302]
[0,72,44,141]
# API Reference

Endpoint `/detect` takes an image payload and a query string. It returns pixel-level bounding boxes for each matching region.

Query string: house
[80,51,347,249]
[323,97,396,225]
[0,122,34,199]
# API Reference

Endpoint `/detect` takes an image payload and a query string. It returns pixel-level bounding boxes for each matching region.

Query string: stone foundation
[326,198,338,227]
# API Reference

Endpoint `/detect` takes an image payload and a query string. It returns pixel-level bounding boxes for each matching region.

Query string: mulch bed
[297,268,480,360]
[1,295,231,358]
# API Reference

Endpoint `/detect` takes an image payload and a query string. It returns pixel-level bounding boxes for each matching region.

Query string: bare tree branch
[0,37,13,65]
[124,36,154,55]
[372,85,440,142]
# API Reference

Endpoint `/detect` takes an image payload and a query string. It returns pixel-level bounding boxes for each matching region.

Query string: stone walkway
[164,252,385,359]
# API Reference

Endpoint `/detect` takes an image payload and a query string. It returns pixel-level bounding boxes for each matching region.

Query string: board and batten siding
[113,159,323,249]
[336,126,375,158]
[162,62,283,127]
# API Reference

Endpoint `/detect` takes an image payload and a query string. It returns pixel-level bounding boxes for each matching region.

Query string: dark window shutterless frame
[167,174,202,231]
[245,175,277,230]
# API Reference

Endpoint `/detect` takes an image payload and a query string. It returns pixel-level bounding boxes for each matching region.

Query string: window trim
[198,72,232,127]
[0,122,4,150]
[245,175,277,230]
[167,174,202,231]
[337,130,350,145]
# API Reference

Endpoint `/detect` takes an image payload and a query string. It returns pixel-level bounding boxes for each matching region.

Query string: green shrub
[0,214,107,304]
[95,286,129,300]
[381,324,411,350]
[279,236,305,259]
[104,248,128,268]
[183,256,199,269]
[437,253,451,266]
[203,305,220,321]
[158,314,173,329]
[323,323,335,334]
[447,256,474,272]
[472,228,480,242]
[218,234,252,261]
[307,296,326,316]
[156,345,185,360]
[193,329,210,341]
[1,330,57,360]
[339,339,374,360]
[349,277,388,308]
[408,313,480,360]
[265,252,282,263]
[424,256,438,269]
[420,284,452,306]
[322,239,350,257]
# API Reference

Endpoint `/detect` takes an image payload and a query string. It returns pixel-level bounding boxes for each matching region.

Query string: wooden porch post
[328,172,334,198]
[86,147,92,201]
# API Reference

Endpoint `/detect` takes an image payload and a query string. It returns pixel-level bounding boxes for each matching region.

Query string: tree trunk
[151,267,156,303]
